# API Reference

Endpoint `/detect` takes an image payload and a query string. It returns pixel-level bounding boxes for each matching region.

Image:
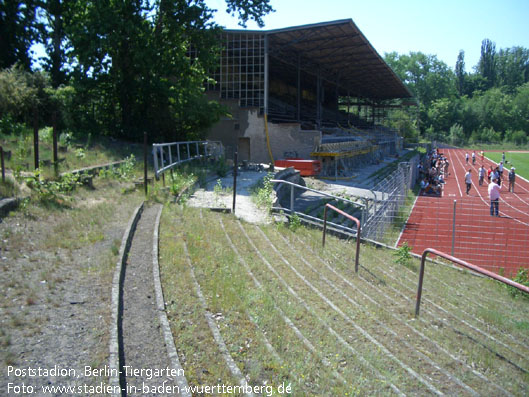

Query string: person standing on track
[481,150,484,162]
[465,169,472,195]
[508,167,516,193]
[465,152,469,164]
[472,151,476,164]
[487,165,494,183]
[488,177,501,216]
[479,165,486,186]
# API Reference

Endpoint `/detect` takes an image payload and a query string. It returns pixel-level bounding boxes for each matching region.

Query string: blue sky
[207,0,529,72]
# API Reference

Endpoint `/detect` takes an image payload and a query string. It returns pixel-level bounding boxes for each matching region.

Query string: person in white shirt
[478,165,486,186]
[488,177,501,216]
[472,151,476,164]
[464,169,472,195]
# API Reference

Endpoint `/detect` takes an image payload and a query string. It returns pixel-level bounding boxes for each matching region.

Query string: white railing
[152,141,223,178]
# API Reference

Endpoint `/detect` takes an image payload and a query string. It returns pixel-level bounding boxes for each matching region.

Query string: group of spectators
[419,148,519,218]
[418,148,449,195]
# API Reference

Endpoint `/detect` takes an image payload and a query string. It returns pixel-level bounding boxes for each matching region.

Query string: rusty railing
[322,203,361,273]
[415,248,529,316]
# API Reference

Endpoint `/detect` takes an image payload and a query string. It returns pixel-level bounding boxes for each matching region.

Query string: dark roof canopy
[228,19,412,101]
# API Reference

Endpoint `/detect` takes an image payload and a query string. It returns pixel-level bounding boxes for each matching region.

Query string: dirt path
[1,183,143,395]
[120,203,183,396]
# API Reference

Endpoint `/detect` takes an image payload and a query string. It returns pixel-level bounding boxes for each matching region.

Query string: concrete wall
[205,95,319,163]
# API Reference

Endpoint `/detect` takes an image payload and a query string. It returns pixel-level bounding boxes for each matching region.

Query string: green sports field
[486,151,529,180]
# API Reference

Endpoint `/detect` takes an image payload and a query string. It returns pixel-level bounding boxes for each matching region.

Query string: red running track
[398,148,529,277]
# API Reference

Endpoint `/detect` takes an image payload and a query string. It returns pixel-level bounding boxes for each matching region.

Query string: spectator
[464,169,472,195]
[494,166,502,186]
[487,165,494,183]
[420,177,440,195]
[478,165,486,186]
[502,151,506,164]
[488,177,501,216]
[443,158,450,177]
[508,167,516,193]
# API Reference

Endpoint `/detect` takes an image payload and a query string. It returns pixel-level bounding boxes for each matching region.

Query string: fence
[152,141,223,178]
[271,155,420,246]
[361,157,420,242]
[399,195,529,277]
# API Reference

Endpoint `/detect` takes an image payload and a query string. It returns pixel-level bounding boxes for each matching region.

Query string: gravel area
[187,170,272,224]
[0,181,143,395]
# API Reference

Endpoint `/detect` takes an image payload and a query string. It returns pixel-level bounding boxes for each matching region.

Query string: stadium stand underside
[205,19,415,171]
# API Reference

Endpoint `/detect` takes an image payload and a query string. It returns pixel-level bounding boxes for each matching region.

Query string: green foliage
[98,155,136,181]
[394,242,414,270]
[0,115,26,135]
[0,0,38,69]
[170,171,196,197]
[24,169,81,204]
[449,123,465,146]
[74,148,85,159]
[214,156,229,177]
[254,173,274,211]
[38,126,53,143]
[288,213,302,232]
[385,46,529,147]
[507,268,529,299]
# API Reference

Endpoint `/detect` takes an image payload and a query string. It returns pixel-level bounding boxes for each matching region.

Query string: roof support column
[316,73,321,129]
[264,34,269,116]
[297,56,301,122]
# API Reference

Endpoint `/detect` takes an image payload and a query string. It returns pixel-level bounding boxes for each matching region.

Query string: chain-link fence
[272,154,421,246]
[400,194,529,277]
[362,156,420,242]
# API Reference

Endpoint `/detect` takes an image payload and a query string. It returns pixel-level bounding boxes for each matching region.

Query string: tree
[478,38,496,89]
[37,0,69,88]
[44,0,274,140]
[224,0,274,27]
[0,0,39,69]
[495,47,529,92]
[455,50,465,97]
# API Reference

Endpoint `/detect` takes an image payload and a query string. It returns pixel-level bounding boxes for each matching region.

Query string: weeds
[507,268,529,299]
[394,242,415,270]
[252,173,274,211]
[288,213,302,231]
[24,169,81,205]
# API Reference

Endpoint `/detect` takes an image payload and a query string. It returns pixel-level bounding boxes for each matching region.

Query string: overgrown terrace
[159,206,529,396]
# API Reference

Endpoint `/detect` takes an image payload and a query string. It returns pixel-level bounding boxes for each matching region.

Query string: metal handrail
[415,248,529,316]
[322,204,361,273]
[152,140,222,178]
[270,179,365,209]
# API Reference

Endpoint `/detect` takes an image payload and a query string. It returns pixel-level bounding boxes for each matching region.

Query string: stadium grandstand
[204,19,415,175]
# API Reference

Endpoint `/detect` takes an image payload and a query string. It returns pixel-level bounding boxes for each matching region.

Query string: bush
[507,268,529,299]
[511,130,527,146]
[449,123,465,146]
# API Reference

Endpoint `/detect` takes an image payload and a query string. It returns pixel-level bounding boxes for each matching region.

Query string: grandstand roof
[227,19,413,101]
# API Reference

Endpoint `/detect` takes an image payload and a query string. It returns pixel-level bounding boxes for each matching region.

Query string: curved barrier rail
[153,140,222,178]
[322,203,361,273]
[415,248,529,316]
